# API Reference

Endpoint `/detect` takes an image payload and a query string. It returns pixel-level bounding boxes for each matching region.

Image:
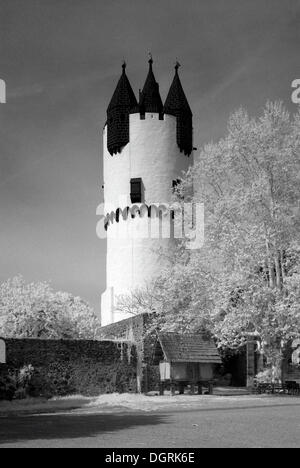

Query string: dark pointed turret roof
[139,57,163,114]
[106,63,138,156]
[164,62,193,156]
[164,62,192,117]
[107,62,138,112]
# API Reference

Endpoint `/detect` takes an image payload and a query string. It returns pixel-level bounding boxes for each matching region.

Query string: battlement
[132,112,176,123]
[103,112,177,133]
[104,203,177,230]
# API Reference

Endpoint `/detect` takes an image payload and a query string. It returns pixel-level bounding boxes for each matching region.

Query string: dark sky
[0,0,299,313]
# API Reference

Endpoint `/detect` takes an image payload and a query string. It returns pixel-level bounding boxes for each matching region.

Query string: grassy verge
[0,387,254,416]
[0,395,95,416]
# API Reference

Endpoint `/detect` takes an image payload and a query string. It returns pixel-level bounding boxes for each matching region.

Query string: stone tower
[101,59,193,325]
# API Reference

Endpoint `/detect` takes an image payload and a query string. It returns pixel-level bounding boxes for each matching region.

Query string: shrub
[0,372,17,401]
[0,365,34,400]
[255,367,281,384]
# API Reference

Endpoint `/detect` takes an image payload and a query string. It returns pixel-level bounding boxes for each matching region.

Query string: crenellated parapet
[104,203,177,230]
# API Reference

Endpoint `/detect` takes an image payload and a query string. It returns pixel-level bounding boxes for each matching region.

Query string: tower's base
[101,286,136,326]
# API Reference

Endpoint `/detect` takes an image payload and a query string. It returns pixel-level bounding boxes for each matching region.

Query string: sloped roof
[158,333,221,363]
[164,64,192,116]
[106,63,138,155]
[139,58,163,114]
[107,63,138,112]
[163,64,193,155]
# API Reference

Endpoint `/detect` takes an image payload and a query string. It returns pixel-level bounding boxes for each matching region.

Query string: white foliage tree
[0,276,100,340]
[116,102,300,370]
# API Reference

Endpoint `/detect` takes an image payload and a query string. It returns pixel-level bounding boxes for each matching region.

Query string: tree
[187,102,300,367]
[116,102,300,371]
[116,246,212,334]
[0,276,100,340]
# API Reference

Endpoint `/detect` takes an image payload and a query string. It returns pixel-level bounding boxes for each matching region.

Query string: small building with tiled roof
[158,332,222,364]
[157,333,221,395]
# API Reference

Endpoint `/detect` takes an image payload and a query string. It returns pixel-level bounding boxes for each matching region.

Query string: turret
[164,62,193,155]
[106,62,138,156]
[139,57,163,117]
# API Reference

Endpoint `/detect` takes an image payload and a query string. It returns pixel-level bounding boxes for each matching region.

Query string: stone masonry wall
[99,314,161,393]
[0,338,137,399]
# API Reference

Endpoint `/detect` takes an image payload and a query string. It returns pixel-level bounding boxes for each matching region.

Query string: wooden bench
[253,381,300,395]
[160,380,215,396]
[283,380,300,395]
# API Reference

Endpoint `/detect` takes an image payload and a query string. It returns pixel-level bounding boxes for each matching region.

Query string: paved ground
[0,395,299,448]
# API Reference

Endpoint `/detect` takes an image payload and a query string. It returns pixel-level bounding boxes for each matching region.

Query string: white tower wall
[101,112,192,325]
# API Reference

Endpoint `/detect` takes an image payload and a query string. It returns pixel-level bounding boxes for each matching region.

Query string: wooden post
[257,351,264,374]
[136,341,143,394]
[247,340,256,388]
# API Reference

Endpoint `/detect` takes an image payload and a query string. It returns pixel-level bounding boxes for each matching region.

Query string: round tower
[101,59,193,325]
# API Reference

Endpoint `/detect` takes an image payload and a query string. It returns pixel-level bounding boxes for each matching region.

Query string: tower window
[172,179,182,190]
[130,178,142,203]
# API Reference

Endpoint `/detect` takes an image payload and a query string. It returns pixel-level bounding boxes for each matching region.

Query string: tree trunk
[265,346,283,383]
[266,239,275,288]
[275,251,282,290]
[280,250,286,282]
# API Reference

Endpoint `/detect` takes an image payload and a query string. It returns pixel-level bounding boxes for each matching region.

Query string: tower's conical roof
[164,62,192,117]
[107,62,138,112]
[106,63,138,155]
[164,63,193,156]
[139,57,163,114]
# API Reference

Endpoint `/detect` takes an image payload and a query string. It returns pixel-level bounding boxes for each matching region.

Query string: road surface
[0,396,299,448]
